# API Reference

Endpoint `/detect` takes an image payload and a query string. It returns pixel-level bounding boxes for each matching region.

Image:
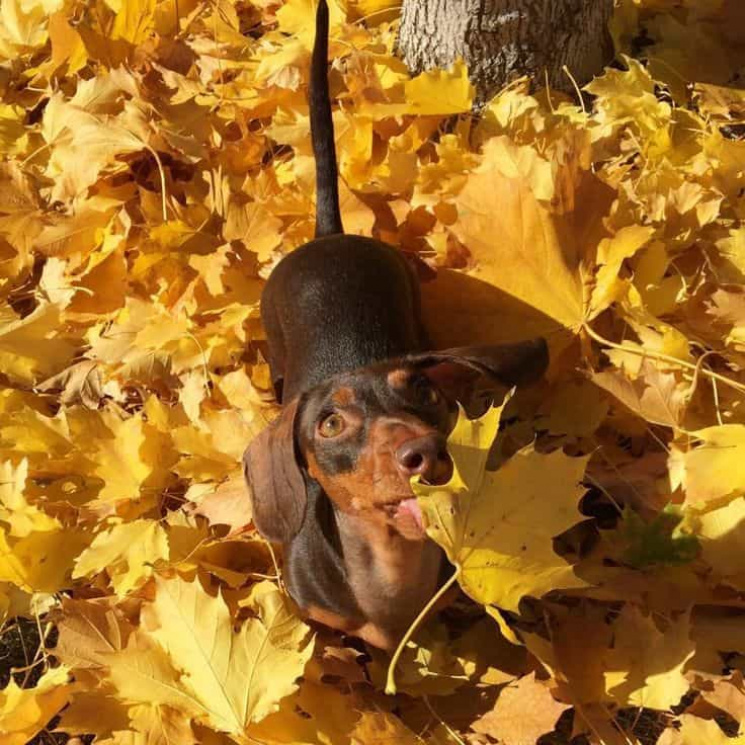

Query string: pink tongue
[397,497,424,531]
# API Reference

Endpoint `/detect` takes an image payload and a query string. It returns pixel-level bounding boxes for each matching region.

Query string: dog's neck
[333,507,443,638]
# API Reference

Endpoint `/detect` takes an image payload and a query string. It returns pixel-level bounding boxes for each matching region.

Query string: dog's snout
[395,434,451,484]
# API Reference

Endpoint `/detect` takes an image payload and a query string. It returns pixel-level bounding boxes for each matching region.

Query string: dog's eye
[319,413,346,438]
[424,385,440,405]
[412,375,440,405]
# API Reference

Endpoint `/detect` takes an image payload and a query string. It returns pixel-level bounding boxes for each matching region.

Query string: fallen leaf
[188,471,253,535]
[142,577,314,734]
[670,426,745,507]
[0,459,60,537]
[603,606,694,710]
[90,412,176,510]
[37,360,104,409]
[658,714,745,745]
[472,672,571,745]
[415,404,589,613]
[593,359,689,428]
[701,672,745,724]
[0,665,72,745]
[0,526,88,593]
[72,519,169,596]
[452,139,585,334]
[0,302,76,385]
[688,497,745,589]
[351,710,420,745]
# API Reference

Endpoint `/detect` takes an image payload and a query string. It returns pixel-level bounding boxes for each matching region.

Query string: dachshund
[243,0,548,651]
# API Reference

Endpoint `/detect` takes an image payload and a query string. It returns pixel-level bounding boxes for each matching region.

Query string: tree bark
[398,0,614,105]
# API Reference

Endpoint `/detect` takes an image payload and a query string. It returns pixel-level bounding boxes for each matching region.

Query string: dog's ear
[410,339,549,404]
[243,398,307,544]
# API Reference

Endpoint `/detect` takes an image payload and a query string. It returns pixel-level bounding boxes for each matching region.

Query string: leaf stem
[385,569,459,695]
[144,144,169,222]
[583,322,745,396]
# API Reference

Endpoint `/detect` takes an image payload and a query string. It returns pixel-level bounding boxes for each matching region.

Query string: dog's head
[243,340,548,544]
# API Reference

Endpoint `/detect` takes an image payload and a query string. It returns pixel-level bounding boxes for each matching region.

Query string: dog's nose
[395,434,452,484]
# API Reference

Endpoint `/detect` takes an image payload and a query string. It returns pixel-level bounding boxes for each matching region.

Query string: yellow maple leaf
[522,603,613,706]
[585,57,671,143]
[689,496,745,590]
[56,691,129,739]
[87,299,185,368]
[590,225,656,316]
[188,245,232,298]
[173,409,259,482]
[128,703,194,745]
[357,59,473,119]
[223,200,284,263]
[0,0,64,58]
[0,302,76,385]
[403,60,474,115]
[0,525,88,593]
[276,0,346,50]
[0,665,72,745]
[0,103,28,155]
[669,425,745,507]
[215,368,269,413]
[450,138,586,336]
[55,595,135,668]
[109,0,156,44]
[46,10,87,75]
[603,605,693,710]
[537,379,609,437]
[72,519,169,595]
[142,576,314,734]
[56,597,208,723]
[42,84,151,203]
[350,710,420,745]
[90,412,175,508]
[31,196,116,259]
[716,227,745,282]
[414,403,589,614]
[485,135,555,202]
[592,359,690,428]
[0,459,60,537]
[632,240,684,317]
[249,681,363,745]
[188,471,252,535]
[91,633,203,731]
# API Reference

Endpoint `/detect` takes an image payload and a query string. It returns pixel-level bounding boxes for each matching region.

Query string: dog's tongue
[396,497,424,533]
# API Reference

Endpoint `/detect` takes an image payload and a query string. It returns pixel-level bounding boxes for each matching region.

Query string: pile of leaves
[1,0,745,743]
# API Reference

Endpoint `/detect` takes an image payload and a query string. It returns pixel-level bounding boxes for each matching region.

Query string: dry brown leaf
[472,673,571,745]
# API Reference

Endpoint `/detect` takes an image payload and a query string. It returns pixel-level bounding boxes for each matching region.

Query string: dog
[243,0,549,651]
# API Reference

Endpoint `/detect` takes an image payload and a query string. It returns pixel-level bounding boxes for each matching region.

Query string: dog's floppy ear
[410,339,549,403]
[243,398,307,544]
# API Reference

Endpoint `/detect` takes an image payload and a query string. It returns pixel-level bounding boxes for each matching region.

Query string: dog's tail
[310,0,344,237]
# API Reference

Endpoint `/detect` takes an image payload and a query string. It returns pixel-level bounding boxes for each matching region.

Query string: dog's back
[260,0,425,403]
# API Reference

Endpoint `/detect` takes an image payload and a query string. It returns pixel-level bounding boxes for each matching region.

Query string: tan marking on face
[305,604,397,650]
[308,416,438,522]
[386,368,410,389]
[304,604,356,632]
[331,386,356,407]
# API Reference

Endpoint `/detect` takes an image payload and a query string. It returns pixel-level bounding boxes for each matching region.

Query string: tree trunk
[398,0,614,105]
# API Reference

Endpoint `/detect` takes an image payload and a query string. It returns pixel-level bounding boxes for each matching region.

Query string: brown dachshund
[243,0,548,651]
